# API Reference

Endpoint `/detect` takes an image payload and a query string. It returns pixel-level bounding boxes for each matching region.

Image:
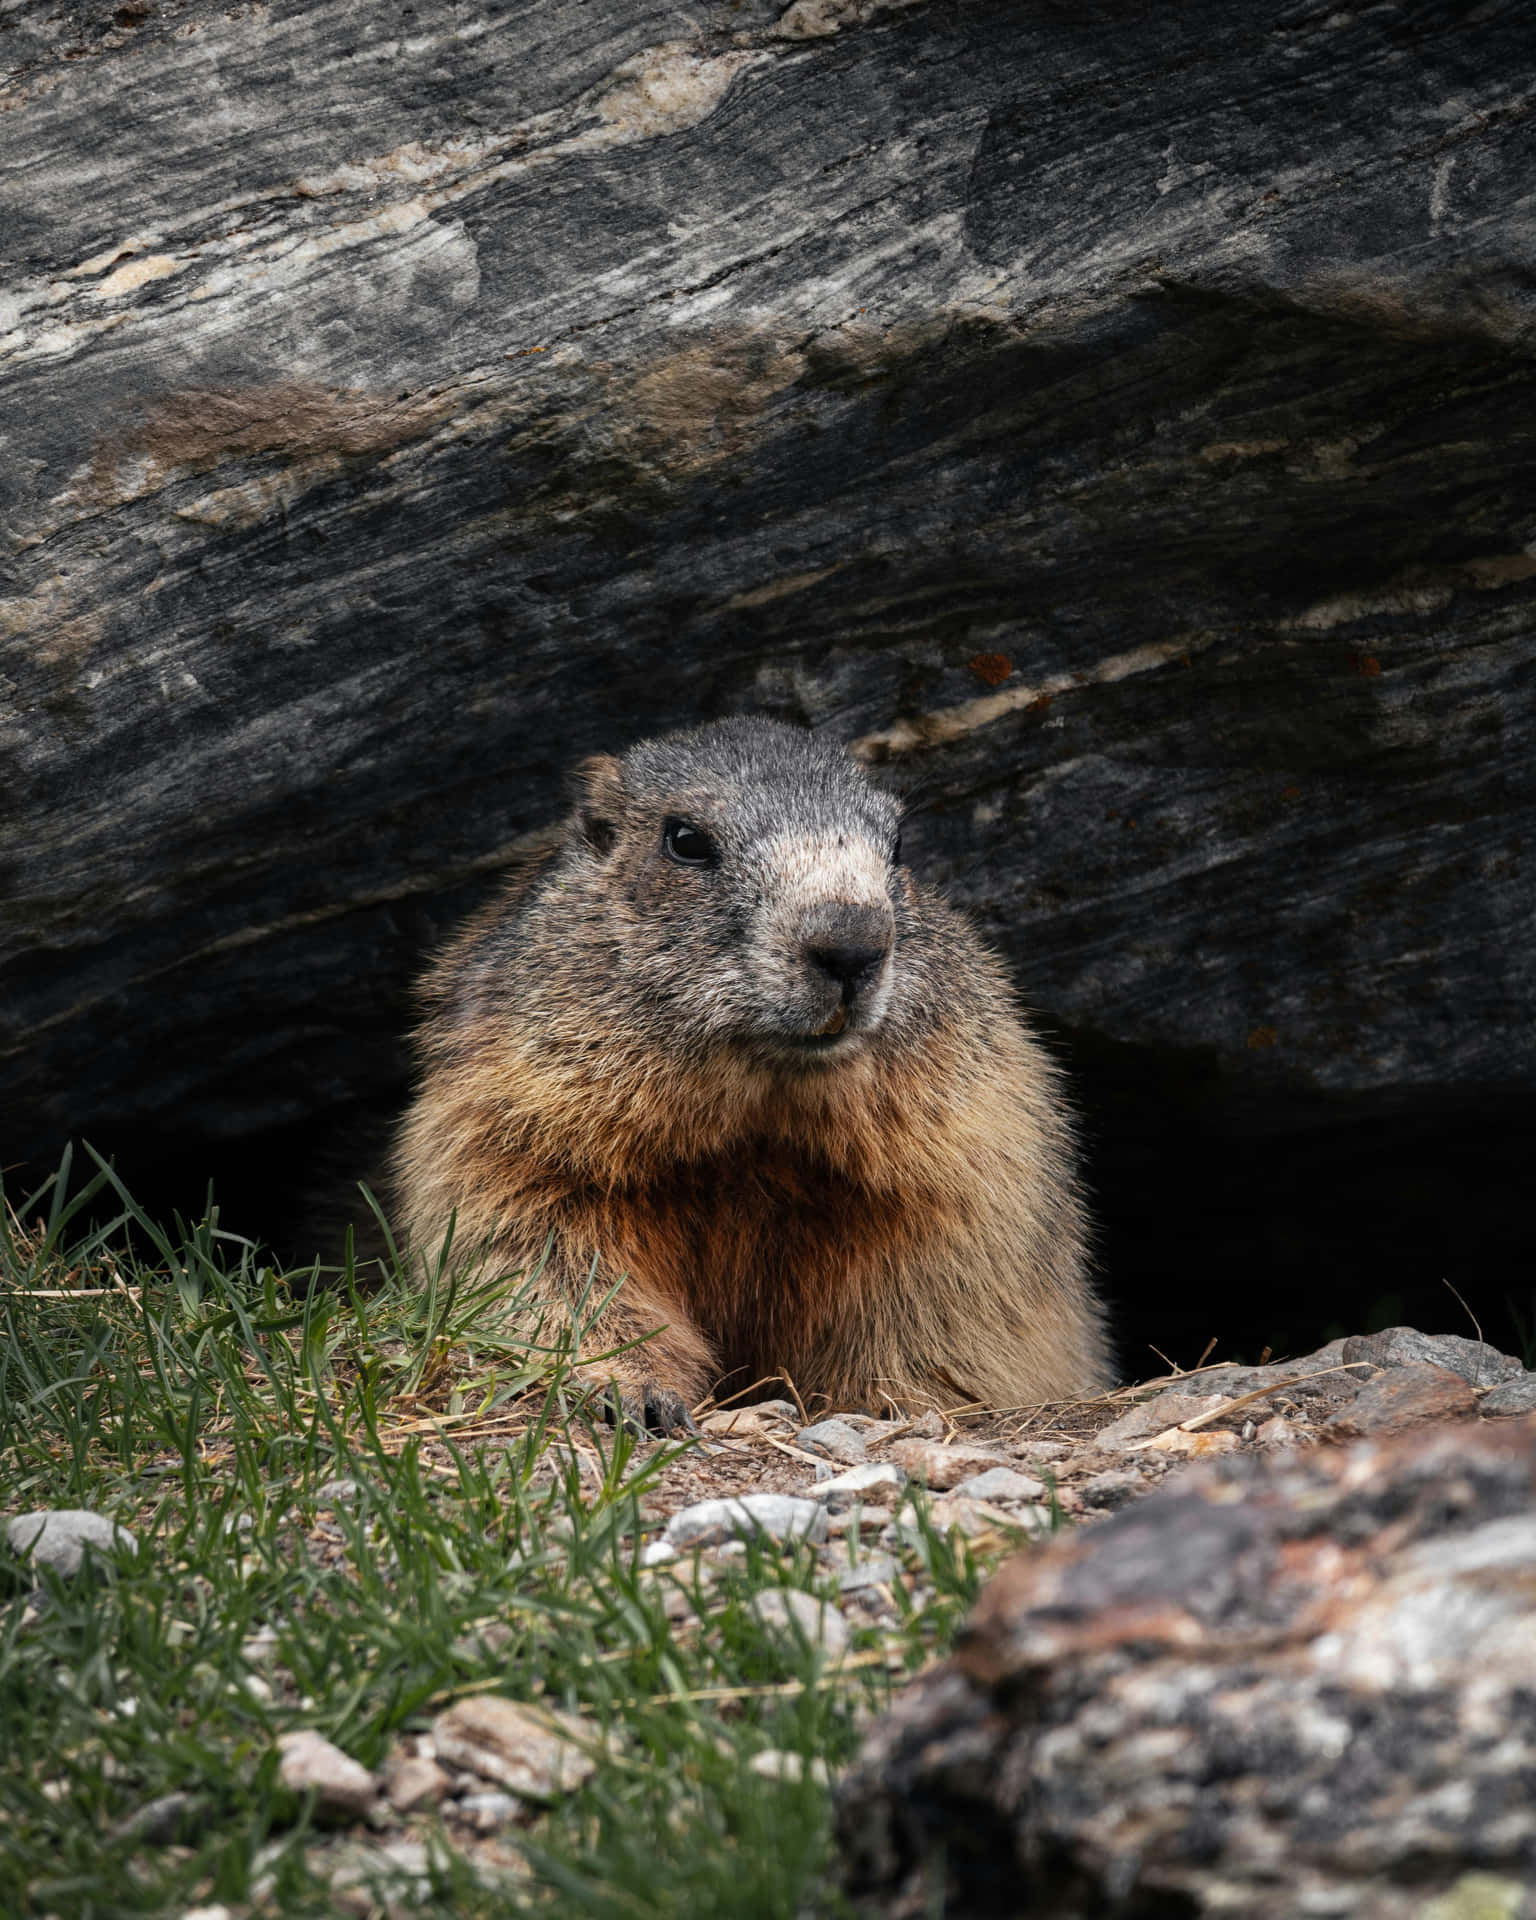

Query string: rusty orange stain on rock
[968,652,1012,687]
[1246,1026,1279,1050]
[1355,654,1382,676]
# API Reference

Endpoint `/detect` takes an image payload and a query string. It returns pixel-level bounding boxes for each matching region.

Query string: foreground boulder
[838,1417,1536,1918]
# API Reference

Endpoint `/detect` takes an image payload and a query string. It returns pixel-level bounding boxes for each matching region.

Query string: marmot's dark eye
[662,819,716,867]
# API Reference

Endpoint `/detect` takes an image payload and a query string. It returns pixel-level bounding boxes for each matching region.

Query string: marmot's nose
[808,943,887,1003]
[801,902,892,1004]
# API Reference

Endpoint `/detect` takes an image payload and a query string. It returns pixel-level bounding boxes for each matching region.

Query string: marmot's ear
[567,754,624,856]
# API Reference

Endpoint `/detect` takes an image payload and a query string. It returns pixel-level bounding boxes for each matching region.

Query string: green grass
[0,1151,1018,1920]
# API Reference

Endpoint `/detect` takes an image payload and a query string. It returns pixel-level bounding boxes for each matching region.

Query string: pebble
[749,1749,830,1785]
[387,1754,451,1813]
[455,1790,522,1832]
[1092,1393,1232,1450]
[111,1789,200,1844]
[314,1478,362,1506]
[698,1400,800,1436]
[923,1496,1052,1540]
[1340,1327,1524,1389]
[1480,1374,1536,1417]
[826,1504,892,1536]
[749,1589,851,1658]
[1324,1363,1478,1437]
[835,1553,899,1592]
[947,1467,1048,1502]
[325,1838,432,1908]
[889,1439,1012,1488]
[1077,1468,1148,1510]
[639,1539,679,1567]
[805,1462,905,1511]
[276,1730,378,1817]
[432,1696,597,1801]
[664,1494,829,1549]
[794,1419,869,1465]
[6,1509,136,1577]
[180,1908,234,1920]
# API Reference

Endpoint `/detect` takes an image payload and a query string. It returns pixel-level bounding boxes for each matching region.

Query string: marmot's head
[554,718,906,1067]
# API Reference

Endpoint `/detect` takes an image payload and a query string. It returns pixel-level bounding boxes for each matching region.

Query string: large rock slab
[1,2,1532,1360]
[837,1417,1536,1918]
[3,4,1534,1126]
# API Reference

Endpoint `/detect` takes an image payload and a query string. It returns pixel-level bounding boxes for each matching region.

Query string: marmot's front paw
[604,1381,698,1437]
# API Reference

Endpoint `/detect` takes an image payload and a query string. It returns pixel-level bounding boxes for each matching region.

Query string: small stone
[1076,1467,1148,1510]
[826,1504,893,1535]
[749,1749,830,1785]
[325,1838,433,1906]
[1142,1426,1241,1457]
[903,1410,946,1439]
[6,1509,136,1577]
[889,1439,1013,1488]
[639,1539,678,1567]
[456,1789,522,1832]
[1479,1373,1536,1417]
[794,1419,869,1464]
[749,1588,851,1658]
[387,1754,451,1813]
[111,1790,201,1844]
[1325,1363,1479,1437]
[947,1467,1048,1502]
[432,1696,598,1801]
[314,1478,362,1506]
[806,1462,905,1510]
[1340,1327,1523,1389]
[180,1908,234,1920]
[276,1730,378,1817]
[1254,1414,1305,1448]
[835,1553,899,1592]
[698,1400,800,1435]
[1093,1393,1231,1450]
[930,1496,1052,1540]
[664,1494,829,1549]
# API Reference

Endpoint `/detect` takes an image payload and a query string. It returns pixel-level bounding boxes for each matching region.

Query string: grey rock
[1076,1468,1149,1512]
[110,1790,204,1844]
[386,1754,451,1814]
[795,1420,870,1466]
[1093,1394,1233,1452]
[835,1554,899,1593]
[455,1790,522,1832]
[2,2,1530,1394]
[276,1730,378,1817]
[749,1588,851,1659]
[889,1440,1014,1489]
[807,1463,906,1512]
[665,1494,829,1549]
[750,1749,830,1786]
[431,1696,598,1800]
[946,1468,1048,1504]
[1341,1328,1524,1390]
[314,1478,363,1507]
[839,1419,1536,1917]
[7,1510,137,1577]
[1323,1363,1479,1437]
[1480,1374,1536,1418]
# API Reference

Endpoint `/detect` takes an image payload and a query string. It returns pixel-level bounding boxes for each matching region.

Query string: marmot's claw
[605,1382,697,1437]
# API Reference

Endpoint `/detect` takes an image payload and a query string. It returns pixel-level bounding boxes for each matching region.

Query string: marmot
[391,718,1107,1428]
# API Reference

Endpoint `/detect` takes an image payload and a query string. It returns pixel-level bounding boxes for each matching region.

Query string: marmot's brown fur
[392,718,1107,1428]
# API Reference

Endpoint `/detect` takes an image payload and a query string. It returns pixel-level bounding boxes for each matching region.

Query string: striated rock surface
[2,1,1533,1346]
[837,1416,1536,1919]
